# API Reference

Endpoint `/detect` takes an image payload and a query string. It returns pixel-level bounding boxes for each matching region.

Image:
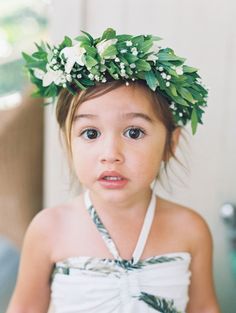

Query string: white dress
[50,190,192,313]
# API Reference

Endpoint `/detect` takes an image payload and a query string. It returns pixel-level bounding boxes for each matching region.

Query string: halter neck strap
[84,190,156,263]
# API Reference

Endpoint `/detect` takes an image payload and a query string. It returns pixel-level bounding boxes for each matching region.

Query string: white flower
[95,75,100,81]
[88,73,94,80]
[176,66,184,75]
[158,66,164,72]
[102,77,107,83]
[161,73,167,79]
[147,54,158,62]
[179,112,183,117]
[42,68,65,86]
[166,75,171,80]
[166,81,170,87]
[120,62,125,69]
[96,38,117,58]
[115,57,120,62]
[77,73,82,79]
[60,43,86,73]
[120,69,126,77]
[132,50,138,56]
[126,41,132,47]
[66,74,72,82]
[51,58,57,65]
[125,81,130,86]
[121,49,127,54]
[130,63,136,69]
[33,69,45,80]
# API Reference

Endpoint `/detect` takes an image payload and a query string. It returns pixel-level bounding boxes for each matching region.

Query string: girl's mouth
[98,171,128,189]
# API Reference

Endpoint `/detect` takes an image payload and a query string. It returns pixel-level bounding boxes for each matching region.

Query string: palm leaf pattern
[138,292,181,313]
[87,204,121,260]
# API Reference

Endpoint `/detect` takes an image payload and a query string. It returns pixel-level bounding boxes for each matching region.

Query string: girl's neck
[85,187,153,219]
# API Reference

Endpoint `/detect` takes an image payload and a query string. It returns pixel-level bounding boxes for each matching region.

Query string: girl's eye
[80,129,100,140]
[124,127,146,139]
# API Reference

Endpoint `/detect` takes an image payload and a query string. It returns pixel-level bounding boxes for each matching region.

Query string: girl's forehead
[76,84,157,116]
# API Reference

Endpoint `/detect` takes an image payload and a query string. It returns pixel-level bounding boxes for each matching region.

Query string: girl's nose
[99,137,124,164]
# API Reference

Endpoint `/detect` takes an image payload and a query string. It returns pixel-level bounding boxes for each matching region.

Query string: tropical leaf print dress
[50,190,191,313]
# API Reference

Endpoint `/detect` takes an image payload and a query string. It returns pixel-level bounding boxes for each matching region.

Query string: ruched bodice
[50,190,192,313]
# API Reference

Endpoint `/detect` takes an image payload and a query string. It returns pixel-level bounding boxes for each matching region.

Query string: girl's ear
[171,126,181,155]
[162,127,181,162]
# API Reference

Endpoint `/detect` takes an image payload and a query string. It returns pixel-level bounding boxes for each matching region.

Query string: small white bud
[88,73,94,80]
[126,41,132,47]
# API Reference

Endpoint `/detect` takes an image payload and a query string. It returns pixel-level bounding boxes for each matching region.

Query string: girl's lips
[98,171,127,180]
[98,171,128,189]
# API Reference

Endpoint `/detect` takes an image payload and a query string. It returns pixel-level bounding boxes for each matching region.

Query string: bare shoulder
[24,196,81,256]
[157,196,213,253]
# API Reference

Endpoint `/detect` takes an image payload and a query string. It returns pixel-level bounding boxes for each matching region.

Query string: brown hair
[56,80,188,188]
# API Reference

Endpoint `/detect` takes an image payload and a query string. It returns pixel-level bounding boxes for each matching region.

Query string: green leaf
[132,35,144,46]
[136,59,151,71]
[102,45,118,59]
[123,53,138,63]
[158,52,185,62]
[116,34,133,42]
[32,51,47,59]
[191,107,198,134]
[141,39,153,53]
[81,30,94,44]
[101,28,116,40]
[67,84,77,95]
[169,84,178,97]
[152,35,162,41]
[85,55,98,68]
[74,79,86,90]
[179,87,195,103]
[22,52,36,63]
[80,77,95,86]
[183,65,198,73]
[175,96,189,107]
[81,44,97,57]
[44,84,58,97]
[145,71,158,91]
[62,36,72,47]
[74,35,91,45]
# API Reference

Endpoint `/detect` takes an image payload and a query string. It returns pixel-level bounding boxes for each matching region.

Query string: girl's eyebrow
[73,112,154,124]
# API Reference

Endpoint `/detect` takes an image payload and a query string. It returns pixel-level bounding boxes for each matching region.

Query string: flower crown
[22,28,208,134]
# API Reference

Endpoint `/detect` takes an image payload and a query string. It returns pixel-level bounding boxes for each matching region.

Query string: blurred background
[0,0,235,312]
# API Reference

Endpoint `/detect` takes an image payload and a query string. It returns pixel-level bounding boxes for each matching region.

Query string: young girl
[7,28,220,313]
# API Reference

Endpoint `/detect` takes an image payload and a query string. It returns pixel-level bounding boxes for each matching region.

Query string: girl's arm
[186,212,221,313]
[6,210,54,313]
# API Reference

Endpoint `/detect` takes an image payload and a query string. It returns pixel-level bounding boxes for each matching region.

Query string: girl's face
[71,84,168,202]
